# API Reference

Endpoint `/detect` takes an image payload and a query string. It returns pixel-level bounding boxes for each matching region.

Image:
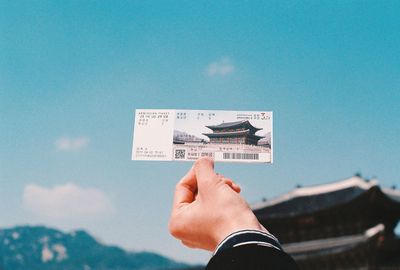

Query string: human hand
[169,157,265,251]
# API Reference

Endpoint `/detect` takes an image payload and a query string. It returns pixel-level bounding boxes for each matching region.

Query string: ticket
[132,109,273,163]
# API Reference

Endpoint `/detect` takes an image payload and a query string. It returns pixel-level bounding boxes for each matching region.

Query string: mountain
[0,225,196,270]
[257,132,271,146]
[173,130,205,144]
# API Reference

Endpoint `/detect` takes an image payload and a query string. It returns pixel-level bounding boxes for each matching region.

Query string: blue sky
[1,0,399,264]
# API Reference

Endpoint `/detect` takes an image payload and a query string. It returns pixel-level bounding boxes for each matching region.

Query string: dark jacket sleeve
[206,244,299,270]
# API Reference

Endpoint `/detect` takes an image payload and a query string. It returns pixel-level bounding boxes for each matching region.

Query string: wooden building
[203,120,264,145]
[252,176,400,269]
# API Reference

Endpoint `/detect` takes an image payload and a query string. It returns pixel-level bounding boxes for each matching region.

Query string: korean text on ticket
[132,109,273,163]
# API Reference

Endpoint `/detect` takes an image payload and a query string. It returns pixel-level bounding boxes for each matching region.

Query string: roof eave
[251,176,378,211]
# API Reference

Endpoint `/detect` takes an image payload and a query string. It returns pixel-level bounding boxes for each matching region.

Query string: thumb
[194,157,217,191]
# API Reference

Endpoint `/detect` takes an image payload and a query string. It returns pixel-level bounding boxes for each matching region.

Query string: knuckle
[168,220,177,235]
[168,219,183,238]
[182,240,196,249]
[223,177,231,182]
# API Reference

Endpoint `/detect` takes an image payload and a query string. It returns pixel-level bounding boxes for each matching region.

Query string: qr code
[175,149,186,159]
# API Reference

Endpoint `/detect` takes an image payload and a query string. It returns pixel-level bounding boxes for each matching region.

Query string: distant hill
[173,130,205,144]
[0,225,199,270]
[258,132,271,146]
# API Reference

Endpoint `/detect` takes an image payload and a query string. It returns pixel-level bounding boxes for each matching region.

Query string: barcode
[222,153,259,160]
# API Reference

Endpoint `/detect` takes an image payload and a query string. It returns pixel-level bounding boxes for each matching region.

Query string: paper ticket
[132,109,273,163]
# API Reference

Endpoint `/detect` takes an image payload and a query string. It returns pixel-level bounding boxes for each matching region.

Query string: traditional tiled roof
[203,129,264,139]
[253,176,400,268]
[252,176,400,218]
[206,120,262,131]
[283,223,385,259]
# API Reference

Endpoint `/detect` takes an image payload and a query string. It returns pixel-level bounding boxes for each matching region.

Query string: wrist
[213,212,263,251]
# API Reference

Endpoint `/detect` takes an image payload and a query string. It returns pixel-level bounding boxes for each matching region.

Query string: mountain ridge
[0,225,199,270]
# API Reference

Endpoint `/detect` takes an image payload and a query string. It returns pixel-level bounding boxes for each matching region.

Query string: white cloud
[205,57,235,77]
[23,183,114,220]
[55,137,89,151]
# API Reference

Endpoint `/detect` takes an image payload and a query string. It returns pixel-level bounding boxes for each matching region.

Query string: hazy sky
[1,1,399,264]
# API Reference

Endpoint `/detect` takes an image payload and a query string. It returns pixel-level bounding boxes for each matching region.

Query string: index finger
[172,165,197,209]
